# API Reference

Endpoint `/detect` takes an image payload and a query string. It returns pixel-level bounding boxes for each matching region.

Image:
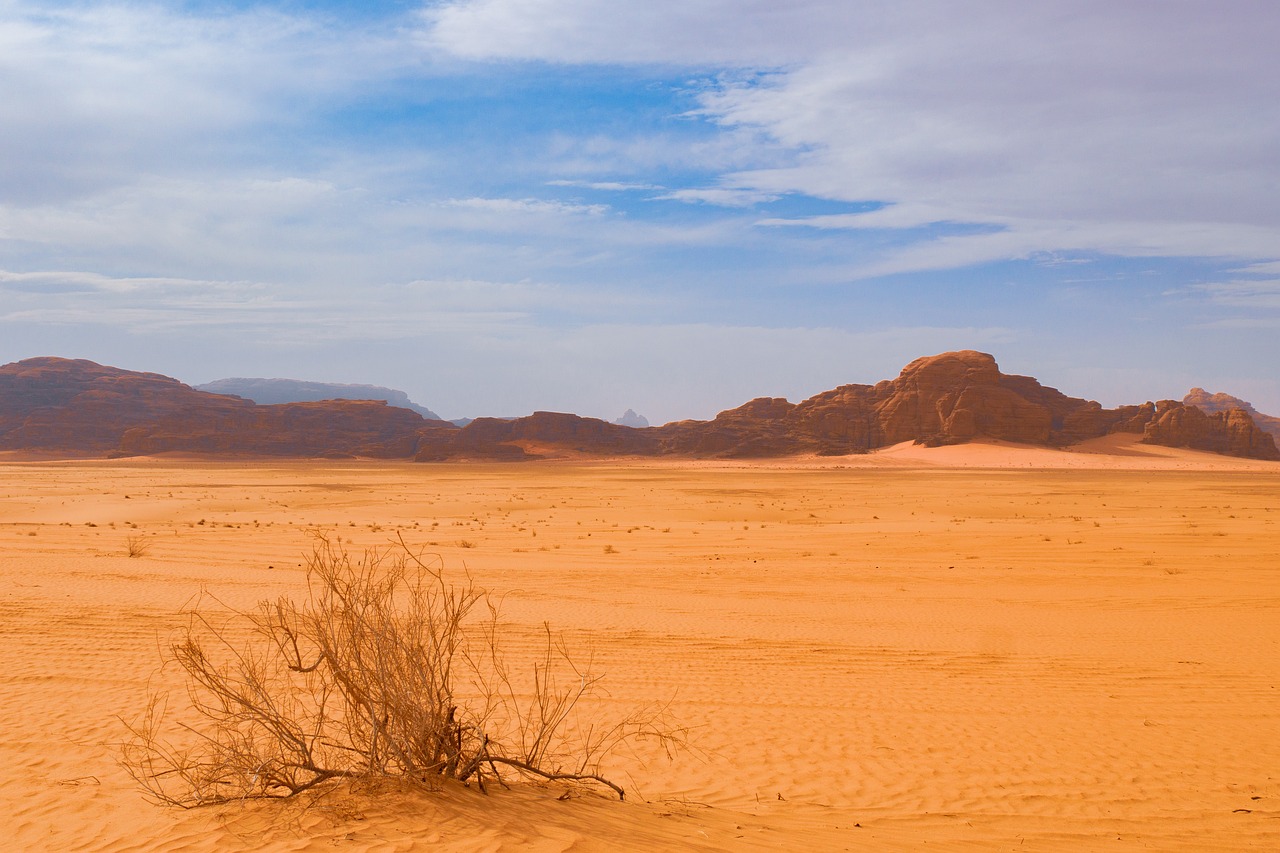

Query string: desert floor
[1,438,1278,851]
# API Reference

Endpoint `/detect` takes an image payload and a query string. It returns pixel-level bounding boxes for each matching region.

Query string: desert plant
[121,534,680,807]
[126,535,151,558]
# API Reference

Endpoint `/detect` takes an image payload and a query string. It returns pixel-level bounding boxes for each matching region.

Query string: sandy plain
[1,436,1278,851]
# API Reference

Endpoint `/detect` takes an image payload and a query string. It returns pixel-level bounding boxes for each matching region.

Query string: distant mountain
[614,409,650,428]
[449,417,517,428]
[1184,388,1280,442]
[2,353,1277,461]
[414,351,1279,461]
[0,358,453,457]
[196,377,442,421]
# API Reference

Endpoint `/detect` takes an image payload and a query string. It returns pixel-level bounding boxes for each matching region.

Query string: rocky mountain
[2,352,1276,461]
[1183,388,1280,442]
[0,357,453,458]
[414,351,1279,461]
[196,377,441,420]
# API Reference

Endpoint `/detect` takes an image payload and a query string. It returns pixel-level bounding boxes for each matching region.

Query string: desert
[9,3,1280,850]
[2,440,1278,851]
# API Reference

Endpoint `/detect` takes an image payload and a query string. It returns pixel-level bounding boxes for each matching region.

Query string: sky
[2,0,1278,423]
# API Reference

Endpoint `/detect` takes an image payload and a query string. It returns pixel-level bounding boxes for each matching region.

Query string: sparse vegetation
[120,535,681,808]
[126,535,151,558]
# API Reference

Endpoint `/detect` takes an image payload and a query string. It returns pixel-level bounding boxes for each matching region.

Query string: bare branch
[120,536,679,806]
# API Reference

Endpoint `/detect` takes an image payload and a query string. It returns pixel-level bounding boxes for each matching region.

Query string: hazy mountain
[613,409,650,428]
[197,378,442,421]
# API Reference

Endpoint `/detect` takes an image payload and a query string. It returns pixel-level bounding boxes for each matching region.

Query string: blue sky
[2,1,1278,423]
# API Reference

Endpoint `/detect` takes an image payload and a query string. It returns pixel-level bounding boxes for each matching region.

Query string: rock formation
[668,351,1276,460]
[2,353,1276,461]
[196,377,442,420]
[1183,388,1280,442]
[1141,400,1279,459]
[415,412,660,461]
[0,357,453,458]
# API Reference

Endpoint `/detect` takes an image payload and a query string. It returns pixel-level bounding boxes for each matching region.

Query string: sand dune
[1,444,1277,850]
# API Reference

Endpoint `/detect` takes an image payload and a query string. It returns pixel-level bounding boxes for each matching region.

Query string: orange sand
[1,438,1278,850]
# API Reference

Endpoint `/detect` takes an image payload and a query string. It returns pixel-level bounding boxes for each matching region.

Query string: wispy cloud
[656,187,779,207]
[1181,280,1280,310]
[429,1,1280,271]
[445,197,609,216]
[0,2,415,204]
[546,179,661,191]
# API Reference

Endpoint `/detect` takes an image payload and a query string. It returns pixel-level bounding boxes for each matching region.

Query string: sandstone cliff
[1141,400,1279,460]
[654,351,1277,460]
[1183,388,1280,442]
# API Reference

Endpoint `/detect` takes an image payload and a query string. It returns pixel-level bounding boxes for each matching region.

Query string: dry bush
[126,535,151,558]
[121,534,681,807]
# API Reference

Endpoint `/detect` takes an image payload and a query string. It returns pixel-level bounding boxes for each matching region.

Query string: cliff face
[0,357,451,458]
[1183,388,1280,442]
[3,354,1277,461]
[877,351,1054,445]
[650,351,1278,460]
[1142,400,1280,460]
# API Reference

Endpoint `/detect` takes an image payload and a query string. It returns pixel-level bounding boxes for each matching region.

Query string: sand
[1,437,1278,850]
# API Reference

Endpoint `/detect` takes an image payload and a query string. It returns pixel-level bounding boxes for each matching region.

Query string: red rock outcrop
[0,357,453,457]
[415,411,658,461]
[658,397,801,457]
[1183,388,1280,443]
[660,351,1119,456]
[652,351,1278,460]
[1141,400,1280,460]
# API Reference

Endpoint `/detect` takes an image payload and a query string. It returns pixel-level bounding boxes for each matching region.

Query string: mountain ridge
[195,377,441,421]
[2,352,1276,461]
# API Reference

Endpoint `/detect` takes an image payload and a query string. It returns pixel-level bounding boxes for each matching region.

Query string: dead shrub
[121,534,681,807]
[126,535,151,558]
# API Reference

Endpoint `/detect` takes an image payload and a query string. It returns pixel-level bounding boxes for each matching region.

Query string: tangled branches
[121,535,681,807]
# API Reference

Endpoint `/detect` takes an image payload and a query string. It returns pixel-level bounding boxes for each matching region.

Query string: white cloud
[845,221,1280,280]
[0,2,413,203]
[445,197,609,216]
[546,180,660,191]
[424,0,838,65]
[656,187,779,207]
[1183,280,1280,310]
[1236,261,1280,275]
[0,264,674,348]
[0,268,256,296]
[758,203,997,231]
[429,1,1280,272]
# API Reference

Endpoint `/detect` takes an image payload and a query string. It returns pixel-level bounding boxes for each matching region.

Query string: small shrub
[121,535,681,807]
[126,536,151,558]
